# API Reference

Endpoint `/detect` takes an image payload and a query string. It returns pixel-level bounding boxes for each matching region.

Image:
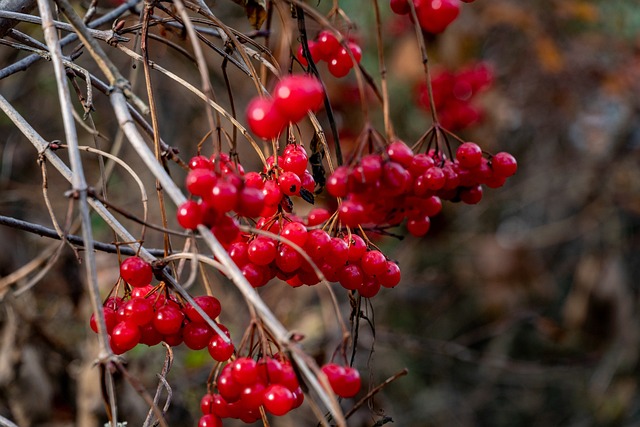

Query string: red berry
[407,215,431,237]
[273,75,324,122]
[189,155,212,170]
[198,414,223,427]
[211,215,240,245]
[120,297,154,326]
[186,169,218,197]
[378,261,401,288]
[338,264,364,291]
[282,149,309,177]
[153,304,185,335]
[305,229,332,260]
[491,152,517,177]
[246,97,287,140]
[278,171,302,196]
[276,244,303,273]
[263,384,295,416]
[307,207,331,226]
[247,237,277,266]
[316,30,341,60]
[90,306,117,334]
[387,140,414,168]
[338,199,366,227]
[359,276,381,298]
[176,200,203,230]
[208,181,239,213]
[184,295,222,323]
[110,320,141,354]
[231,357,259,385]
[236,186,265,218]
[344,234,367,262]
[326,166,349,197]
[456,142,483,169]
[338,366,362,398]
[415,0,461,34]
[120,256,153,288]
[281,221,308,247]
[328,53,352,78]
[228,241,250,267]
[459,185,483,204]
[361,250,387,276]
[390,0,410,14]
[208,334,235,362]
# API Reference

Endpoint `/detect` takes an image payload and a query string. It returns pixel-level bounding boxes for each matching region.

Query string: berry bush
[1,1,639,426]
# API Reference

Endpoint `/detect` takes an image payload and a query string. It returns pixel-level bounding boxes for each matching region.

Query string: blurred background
[1,0,640,426]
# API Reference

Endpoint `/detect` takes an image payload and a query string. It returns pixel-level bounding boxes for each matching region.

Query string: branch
[0,214,168,257]
[0,0,36,38]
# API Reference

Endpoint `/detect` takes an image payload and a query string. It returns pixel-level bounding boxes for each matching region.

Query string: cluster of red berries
[390,0,475,34]
[246,74,324,140]
[417,62,493,130]
[90,256,234,360]
[228,212,400,297]
[296,30,363,78]
[198,356,304,425]
[327,140,516,237]
[321,362,362,398]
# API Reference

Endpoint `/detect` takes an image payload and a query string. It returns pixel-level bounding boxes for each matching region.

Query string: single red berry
[422,166,447,191]
[359,276,381,298]
[456,142,483,169]
[120,256,153,288]
[263,384,295,416]
[415,0,461,34]
[183,322,213,350]
[326,166,350,197]
[491,152,517,177]
[273,75,324,123]
[338,366,362,398]
[316,30,341,60]
[242,262,267,287]
[338,264,364,291]
[120,297,154,326]
[90,306,117,334]
[246,97,287,140]
[228,241,250,267]
[176,200,203,230]
[407,215,431,237]
[201,394,214,415]
[338,199,366,227]
[281,221,308,247]
[110,320,141,354]
[208,181,239,213]
[307,207,331,226]
[358,154,383,183]
[304,229,332,260]
[278,171,302,196]
[236,186,265,218]
[211,215,240,245]
[282,149,309,177]
[207,334,235,362]
[153,304,185,335]
[326,237,350,267]
[378,261,401,288]
[387,140,414,168]
[328,53,352,78]
[198,414,223,427]
[296,41,322,66]
[361,250,387,276]
[344,234,367,262]
[247,237,277,266]
[186,169,218,197]
[390,0,410,14]
[276,244,303,273]
[189,155,213,170]
[184,295,222,323]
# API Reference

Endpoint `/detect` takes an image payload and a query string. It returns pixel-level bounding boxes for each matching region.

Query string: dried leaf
[232,0,267,30]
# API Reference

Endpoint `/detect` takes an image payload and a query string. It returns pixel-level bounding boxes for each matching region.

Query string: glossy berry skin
[153,304,185,335]
[120,298,154,326]
[120,256,153,288]
[278,171,302,196]
[90,307,117,334]
[208,181,239,214]
[198,414,223,427]
[456,142,483,169]
[183,322,213,350]
[176,200,203,230]
[491,152,518,177]
[247,237,277,266]
[307,208,331,226]
[246,97,287,140]
[231,357,259,385]
[263,384,295,416]
[110,321,141,354]
[390,0,410,14]
[186,169,217,197]
[207,334,235,362]
[273,75,324,122]
[379,261,402,288]
[361,250,387,276]
[415,0,461,34]
[184,295,222,323]
[316,30,341,60]
[236,187,265,218]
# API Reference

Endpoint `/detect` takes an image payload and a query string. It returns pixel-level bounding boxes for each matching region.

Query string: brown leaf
[232,0,267,30]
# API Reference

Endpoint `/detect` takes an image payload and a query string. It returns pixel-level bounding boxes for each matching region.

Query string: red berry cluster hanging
[246,74,324,140]
[390,0,464,34]
[326,138,517,238]
[90,256,235,359]
[321,363,362,398]
[198,356,304,425]
[417,62,494,131]
[296,30,363,78]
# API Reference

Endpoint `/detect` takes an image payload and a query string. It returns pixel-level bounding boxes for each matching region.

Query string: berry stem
[407,0,439,125]
[371,0,394,140]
